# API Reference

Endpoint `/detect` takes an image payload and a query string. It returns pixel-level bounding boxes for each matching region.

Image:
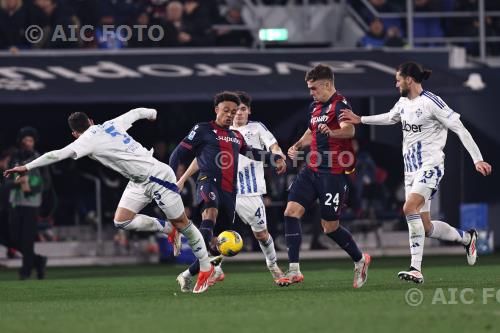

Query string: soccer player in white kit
[341,61,492,284]
[231,91,286,283]
[3,108,216,293]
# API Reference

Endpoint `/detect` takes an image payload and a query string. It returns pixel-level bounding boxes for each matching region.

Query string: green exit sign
[259,28,288,42]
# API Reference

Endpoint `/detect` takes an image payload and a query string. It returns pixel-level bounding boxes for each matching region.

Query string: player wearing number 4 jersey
[341,61,492,284]
[279,64,371,289]
[231,92,286,283]
[3,108,216,293]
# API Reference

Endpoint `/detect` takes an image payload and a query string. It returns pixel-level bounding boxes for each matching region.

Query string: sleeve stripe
[180,142,193,150]
[423,91,445,109]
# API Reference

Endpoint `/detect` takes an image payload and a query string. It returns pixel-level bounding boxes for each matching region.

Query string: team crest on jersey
[416,109,423,117]
[209,192,216,200]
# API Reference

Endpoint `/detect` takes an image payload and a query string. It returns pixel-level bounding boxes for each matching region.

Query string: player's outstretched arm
[112,108,157,130]
[341,109,399,126]
[3,146,76,178]
[176,159,199,191]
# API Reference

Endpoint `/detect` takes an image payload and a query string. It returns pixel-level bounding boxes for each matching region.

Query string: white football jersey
[230,121,277,196]
[67,108,156,183]
[386,90,459,173]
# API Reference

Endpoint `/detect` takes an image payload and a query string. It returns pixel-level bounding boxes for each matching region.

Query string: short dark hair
[68,112,91,133]
[213,91,240,108]
[305,64,334,82]
[398,61,432,83]
[234,91,251,108]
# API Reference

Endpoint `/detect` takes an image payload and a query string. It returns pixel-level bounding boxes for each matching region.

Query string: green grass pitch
[1,255,499,333]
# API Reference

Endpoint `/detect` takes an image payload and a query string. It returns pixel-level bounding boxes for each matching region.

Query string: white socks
[259,234,278,268]
[114,214,172,234]
[427,220,471,245]
[179,221,211,271]
[289,263,300,272]
[406,214,425,272]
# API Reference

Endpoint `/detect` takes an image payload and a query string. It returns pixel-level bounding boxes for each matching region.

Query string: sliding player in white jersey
[341,61,492,284]
[176,92,286,286]
[4,108,216,293]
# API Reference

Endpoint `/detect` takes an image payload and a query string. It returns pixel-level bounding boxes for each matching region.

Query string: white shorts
[235,195,267,232]
[117,162,184,220]
[404,164,444,213]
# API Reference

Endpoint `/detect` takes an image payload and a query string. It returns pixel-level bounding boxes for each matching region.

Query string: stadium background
[0,1,499,332]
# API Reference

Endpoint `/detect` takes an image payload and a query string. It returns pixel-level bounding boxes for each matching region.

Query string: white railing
[359,0,500,61]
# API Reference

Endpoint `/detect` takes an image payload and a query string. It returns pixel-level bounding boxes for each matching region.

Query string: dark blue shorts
[196,175,236,223]
[288,167,349,221]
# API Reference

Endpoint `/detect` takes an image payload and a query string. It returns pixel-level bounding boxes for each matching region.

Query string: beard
[400,87,409,97]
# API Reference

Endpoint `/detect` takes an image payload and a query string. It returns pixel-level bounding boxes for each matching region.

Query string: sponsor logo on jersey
[217,136,241,144]
[310,115,329,125]
[402,120,422,133]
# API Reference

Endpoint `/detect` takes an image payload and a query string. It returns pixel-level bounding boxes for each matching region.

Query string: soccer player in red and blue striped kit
[169,91,287,291]
[277,64,371,288]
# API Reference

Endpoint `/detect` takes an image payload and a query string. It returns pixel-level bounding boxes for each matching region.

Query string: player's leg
[236,195,282,282]
[114,181,172,234]
[398,189,426,284]
[280,167,316,285]
[421,210,477,265]
[179,181,221,286]
[318,174,370,288]
[149,164,216,293]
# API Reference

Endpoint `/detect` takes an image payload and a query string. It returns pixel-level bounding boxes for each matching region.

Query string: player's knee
[253,230,268,241]
[322,220,340,233]
[284,203,303,218]
[403,202,418,215]
[114,219,132,230]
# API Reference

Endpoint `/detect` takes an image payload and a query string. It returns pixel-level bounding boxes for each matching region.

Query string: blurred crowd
[0,0,253,51]
[1,0,499,54]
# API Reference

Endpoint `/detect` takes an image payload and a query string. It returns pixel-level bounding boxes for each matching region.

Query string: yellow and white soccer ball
[216,230,243,257]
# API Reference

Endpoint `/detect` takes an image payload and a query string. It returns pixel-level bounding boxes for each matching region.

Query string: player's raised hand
[340,109,361,124]
[475,161,492,176]
[3,165,28,178]
[318,124,332,137]
[275,158,287,175]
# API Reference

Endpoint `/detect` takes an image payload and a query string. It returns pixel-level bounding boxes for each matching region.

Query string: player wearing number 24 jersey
[278,64,371,289]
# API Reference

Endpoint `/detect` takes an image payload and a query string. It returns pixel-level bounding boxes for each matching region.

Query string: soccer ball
[216,230,243,257]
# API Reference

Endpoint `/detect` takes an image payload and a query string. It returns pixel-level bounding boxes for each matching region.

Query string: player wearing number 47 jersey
[279,64,371,289]
[231,92,286,283]
[341,61,492,284]
[3,108,216,293]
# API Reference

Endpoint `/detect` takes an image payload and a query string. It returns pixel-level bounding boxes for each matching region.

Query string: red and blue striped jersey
[307,92,356,174]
